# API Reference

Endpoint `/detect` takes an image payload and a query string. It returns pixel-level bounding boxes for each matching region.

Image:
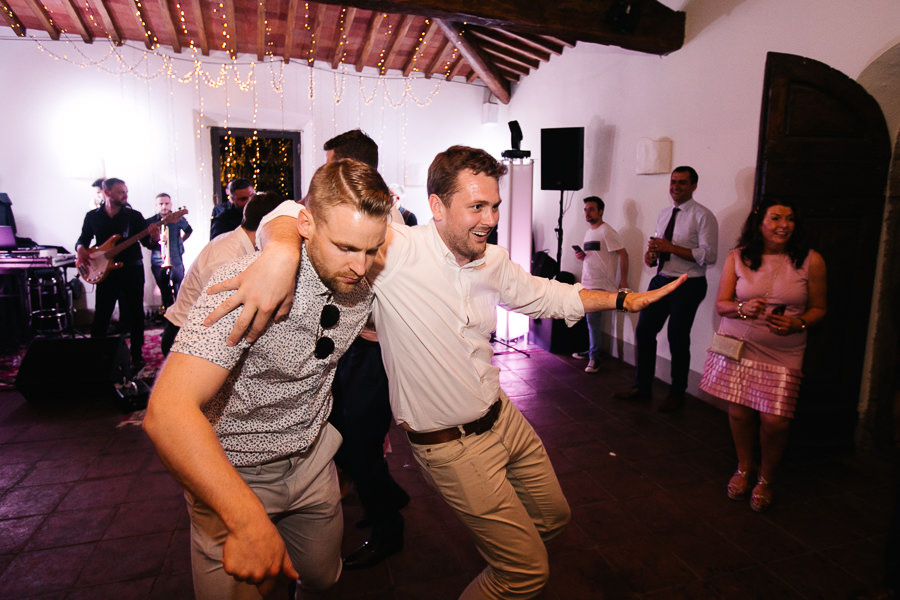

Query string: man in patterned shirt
[143,159,394,599]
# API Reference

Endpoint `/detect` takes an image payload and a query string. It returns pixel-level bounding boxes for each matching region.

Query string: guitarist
[76,177,161,373]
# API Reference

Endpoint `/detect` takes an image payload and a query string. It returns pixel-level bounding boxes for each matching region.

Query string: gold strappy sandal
[726,467,754,500]
[750,476,774,512]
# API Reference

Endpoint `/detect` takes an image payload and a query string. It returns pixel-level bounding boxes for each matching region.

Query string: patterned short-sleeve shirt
[172,245,373,466]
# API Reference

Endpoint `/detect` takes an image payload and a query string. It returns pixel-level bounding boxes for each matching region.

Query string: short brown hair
[323,129,379,169]
[427,146,508,206]
[307,159,392,224]
[241,191,283,231]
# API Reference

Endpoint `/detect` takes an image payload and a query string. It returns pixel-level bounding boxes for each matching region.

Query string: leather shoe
[658,393,686,412]
[614,387,651,402]
[343,538,403,570]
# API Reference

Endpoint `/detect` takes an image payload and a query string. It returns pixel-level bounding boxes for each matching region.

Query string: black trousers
[91,265,145,364]
[330,337,406,542]
[151,263,184,308]
[634,275,708,394]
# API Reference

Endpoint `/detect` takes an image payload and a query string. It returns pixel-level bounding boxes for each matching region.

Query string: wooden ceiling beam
[309,0,684,55]
[380,13,413,74]
[125,0,155,49]
[403,18,436,76]
[423,36,449,79]
[186,0,208,54]
[477,38,539,70]
[0,0,27,37]
[223,0,237,57]
[494,30,564,55]
[468,26,549,62]
[356,11,385,72]
[61,0,93,43]
[332,6,356,68]
[494,65,520,82]
[310,3,327,65]
[256,0,266,60]
[445,53,463,81]
[92,0,123,45]
[158,0,182,53]
[488,54,530,75]
[282,0,298,62]
[435,19,509,103]
[22,0,59,40]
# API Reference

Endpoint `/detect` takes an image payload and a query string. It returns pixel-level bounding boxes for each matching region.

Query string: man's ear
[297,207,314,239]
[429,194,445,222]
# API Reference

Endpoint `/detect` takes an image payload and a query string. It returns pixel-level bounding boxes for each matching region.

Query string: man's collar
[299,243,331,297]
[427,221,487,269]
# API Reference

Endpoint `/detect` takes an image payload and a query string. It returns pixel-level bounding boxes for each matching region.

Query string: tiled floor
[0,340,896,599]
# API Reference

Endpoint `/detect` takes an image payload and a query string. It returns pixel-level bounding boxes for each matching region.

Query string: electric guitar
[77,208,188,285]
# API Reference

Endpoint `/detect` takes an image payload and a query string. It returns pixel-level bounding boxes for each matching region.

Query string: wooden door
[754,52,891,450]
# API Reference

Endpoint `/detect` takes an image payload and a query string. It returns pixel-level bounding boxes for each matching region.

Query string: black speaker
[16,337,131,405]
[541,127,584,191]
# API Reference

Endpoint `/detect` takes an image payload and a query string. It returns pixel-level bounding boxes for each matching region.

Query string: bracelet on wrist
[798,317,808,330]
[737,302,748,320]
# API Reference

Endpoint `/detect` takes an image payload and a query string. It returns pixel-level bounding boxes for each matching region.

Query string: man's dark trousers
[330,337,406,544]
[91,264,145,365]
[634,275,708,395]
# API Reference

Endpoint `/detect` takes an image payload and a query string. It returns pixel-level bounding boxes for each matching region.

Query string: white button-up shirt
[655,198,718,278]
[260,202,586,432]
[373,222,584,431]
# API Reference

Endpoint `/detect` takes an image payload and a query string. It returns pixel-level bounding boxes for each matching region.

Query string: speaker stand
[490,332,530,357]
[553,190,565,277]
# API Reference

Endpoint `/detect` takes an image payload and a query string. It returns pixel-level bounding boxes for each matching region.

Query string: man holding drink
[615,166,719,412]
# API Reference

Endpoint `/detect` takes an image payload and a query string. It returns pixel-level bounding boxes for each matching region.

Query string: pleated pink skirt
[699,351,802,418]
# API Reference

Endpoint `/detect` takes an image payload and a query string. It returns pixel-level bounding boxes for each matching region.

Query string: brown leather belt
[407,400,502,445]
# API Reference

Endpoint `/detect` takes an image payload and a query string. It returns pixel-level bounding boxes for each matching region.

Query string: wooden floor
[0,339,895,599]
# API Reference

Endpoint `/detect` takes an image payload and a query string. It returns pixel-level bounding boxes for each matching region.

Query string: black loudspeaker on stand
[541,127,584,275]
[16,337,131,406]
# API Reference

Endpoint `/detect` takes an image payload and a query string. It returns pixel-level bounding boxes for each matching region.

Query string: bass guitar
[77,208,188,285]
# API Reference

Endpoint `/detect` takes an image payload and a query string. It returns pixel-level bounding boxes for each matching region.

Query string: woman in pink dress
[700,198,827,512]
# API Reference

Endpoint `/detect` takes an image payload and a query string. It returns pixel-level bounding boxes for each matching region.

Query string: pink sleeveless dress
[699,251,810,418]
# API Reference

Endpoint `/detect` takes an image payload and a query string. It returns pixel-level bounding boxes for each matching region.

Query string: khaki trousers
[410,393,571,599]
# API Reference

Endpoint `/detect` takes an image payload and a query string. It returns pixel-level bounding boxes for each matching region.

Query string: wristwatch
[616,288,632,312]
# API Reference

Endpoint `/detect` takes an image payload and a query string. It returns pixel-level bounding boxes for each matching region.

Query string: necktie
[657,207,680,273]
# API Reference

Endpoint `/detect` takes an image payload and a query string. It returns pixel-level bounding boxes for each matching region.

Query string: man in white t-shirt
[573,196,629,373]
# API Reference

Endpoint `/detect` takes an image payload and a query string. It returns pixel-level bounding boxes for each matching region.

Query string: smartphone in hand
[572,245,583,253]
[771,304,786,316]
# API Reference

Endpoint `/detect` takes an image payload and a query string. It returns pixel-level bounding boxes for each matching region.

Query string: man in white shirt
[207,146,685,599]
[573,195,629,373]
[615,166,718,412]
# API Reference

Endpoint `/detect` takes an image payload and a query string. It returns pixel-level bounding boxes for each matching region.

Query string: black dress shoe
[658,393,686,412]
[614,387,651,402]
[343,538,403,570]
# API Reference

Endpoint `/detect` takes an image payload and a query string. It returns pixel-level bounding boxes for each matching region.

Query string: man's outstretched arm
[579,274,687,313]
[143,353,299,586]
[204,216,302,345]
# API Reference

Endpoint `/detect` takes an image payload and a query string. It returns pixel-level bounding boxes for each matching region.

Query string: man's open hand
[623,274,688,312]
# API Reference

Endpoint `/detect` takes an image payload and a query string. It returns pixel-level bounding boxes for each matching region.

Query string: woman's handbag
[710,333,745,361]
[710,254,789,363]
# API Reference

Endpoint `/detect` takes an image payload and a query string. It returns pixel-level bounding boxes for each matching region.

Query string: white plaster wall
[0,39,503,311]
[507,0,900,390]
